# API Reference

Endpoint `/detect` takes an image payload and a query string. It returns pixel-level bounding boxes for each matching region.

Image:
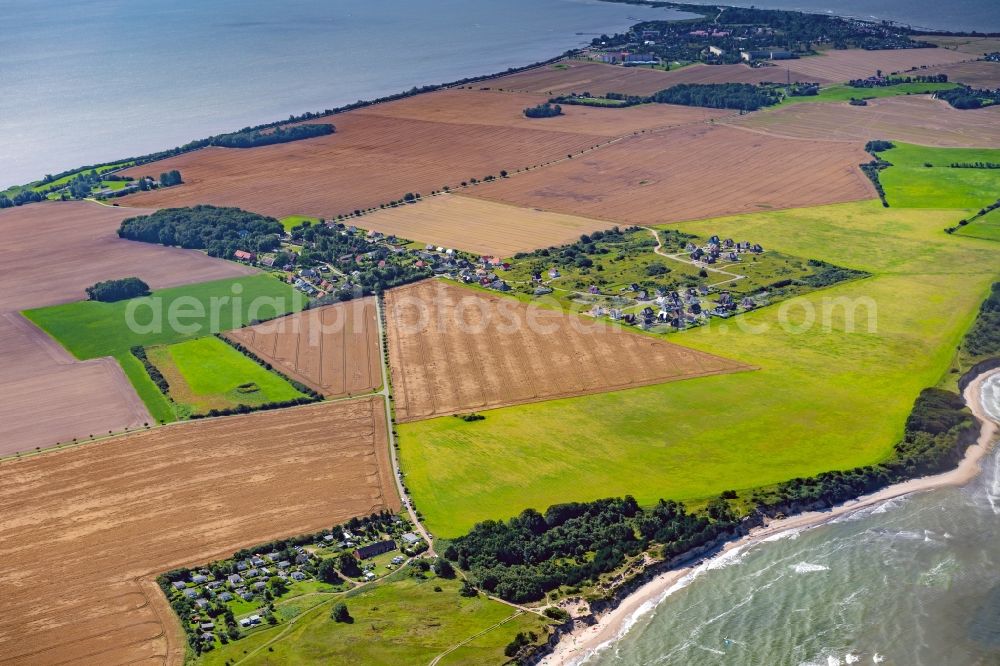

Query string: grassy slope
[196,574,547,666]
[879,143,1000,208]
[399,201,999,537]
[957,208,1000,242]
[150,336,305,413]
[23,275,305,422]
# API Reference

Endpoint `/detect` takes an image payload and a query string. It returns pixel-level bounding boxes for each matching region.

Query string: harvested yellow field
[359,194,612,256]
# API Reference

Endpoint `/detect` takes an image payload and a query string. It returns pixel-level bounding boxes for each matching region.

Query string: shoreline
[541,367,1000,666]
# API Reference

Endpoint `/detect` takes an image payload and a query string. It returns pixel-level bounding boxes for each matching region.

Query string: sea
[0,0,681,188]
[587,373,1000,666]
[4,1,996,189]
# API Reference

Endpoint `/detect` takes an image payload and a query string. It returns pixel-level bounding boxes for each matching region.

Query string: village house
[233,250,255,263]
[354,540,397,560]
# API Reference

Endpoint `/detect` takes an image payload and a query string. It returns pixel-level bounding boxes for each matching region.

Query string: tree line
[443,495,740,603]
[117,205,284,258]
[935,86,997,110]
[552,83,783,111]
[210,123,334,148]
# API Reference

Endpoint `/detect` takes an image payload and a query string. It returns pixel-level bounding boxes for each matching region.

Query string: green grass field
[398,201,999,537]
[780,82,957,106]
[280,215,320,232]
[147,336,306,416]
[195,573,548,666]
[24,275,305,422]
[956,208,1000,242]
[878,143,1000,209]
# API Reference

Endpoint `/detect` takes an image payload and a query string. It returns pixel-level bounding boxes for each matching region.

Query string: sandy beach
[542,368,1000,666]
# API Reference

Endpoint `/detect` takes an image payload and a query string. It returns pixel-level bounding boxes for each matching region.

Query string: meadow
[780,82,958,105]
[24,275,305,422]
[146,336,307,417]
[195,572,549,666]
[398,201,999,537]
[878,142,1000,208]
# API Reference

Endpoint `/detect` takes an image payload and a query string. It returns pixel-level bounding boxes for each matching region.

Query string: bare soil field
[776,47,971,82]
[0,397,394,666]
[115,114,609,219]
[0,201,255,312]
[466,124,874,227]
[385,280,751,422]
[352,87,733,136]
[225,298,381,398]
[0,313,151,457]
[0,201,255,457]
[356,194,613,256]
[920,60,1000,89]
[730,95,1000,148]
[924,35,1000,55]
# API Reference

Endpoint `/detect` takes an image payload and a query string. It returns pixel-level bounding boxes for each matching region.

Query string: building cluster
[685,235,763,265]
[581,234,765,330]
[165,522,425,649]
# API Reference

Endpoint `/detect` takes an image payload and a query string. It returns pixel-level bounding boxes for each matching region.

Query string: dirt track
[385,280,751,422]
[0,397,395,666]
[729,95,1000,148]
[225,299,381,398]
[466,124,875,227]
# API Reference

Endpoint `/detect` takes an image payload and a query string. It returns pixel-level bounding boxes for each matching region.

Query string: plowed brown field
[225,299,381,398]
[920,60,1000,89]
[352,87,732,135]
[356,194,612,256]
[0,201,255,311]
[466,124,874,226]
[925,35,1000,55]
[0,397,395,666]
[385,280,751,422]
[0,201,255,456]
[730,95,1000,147]
[0,313,151,457]
[115,114,608,219]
